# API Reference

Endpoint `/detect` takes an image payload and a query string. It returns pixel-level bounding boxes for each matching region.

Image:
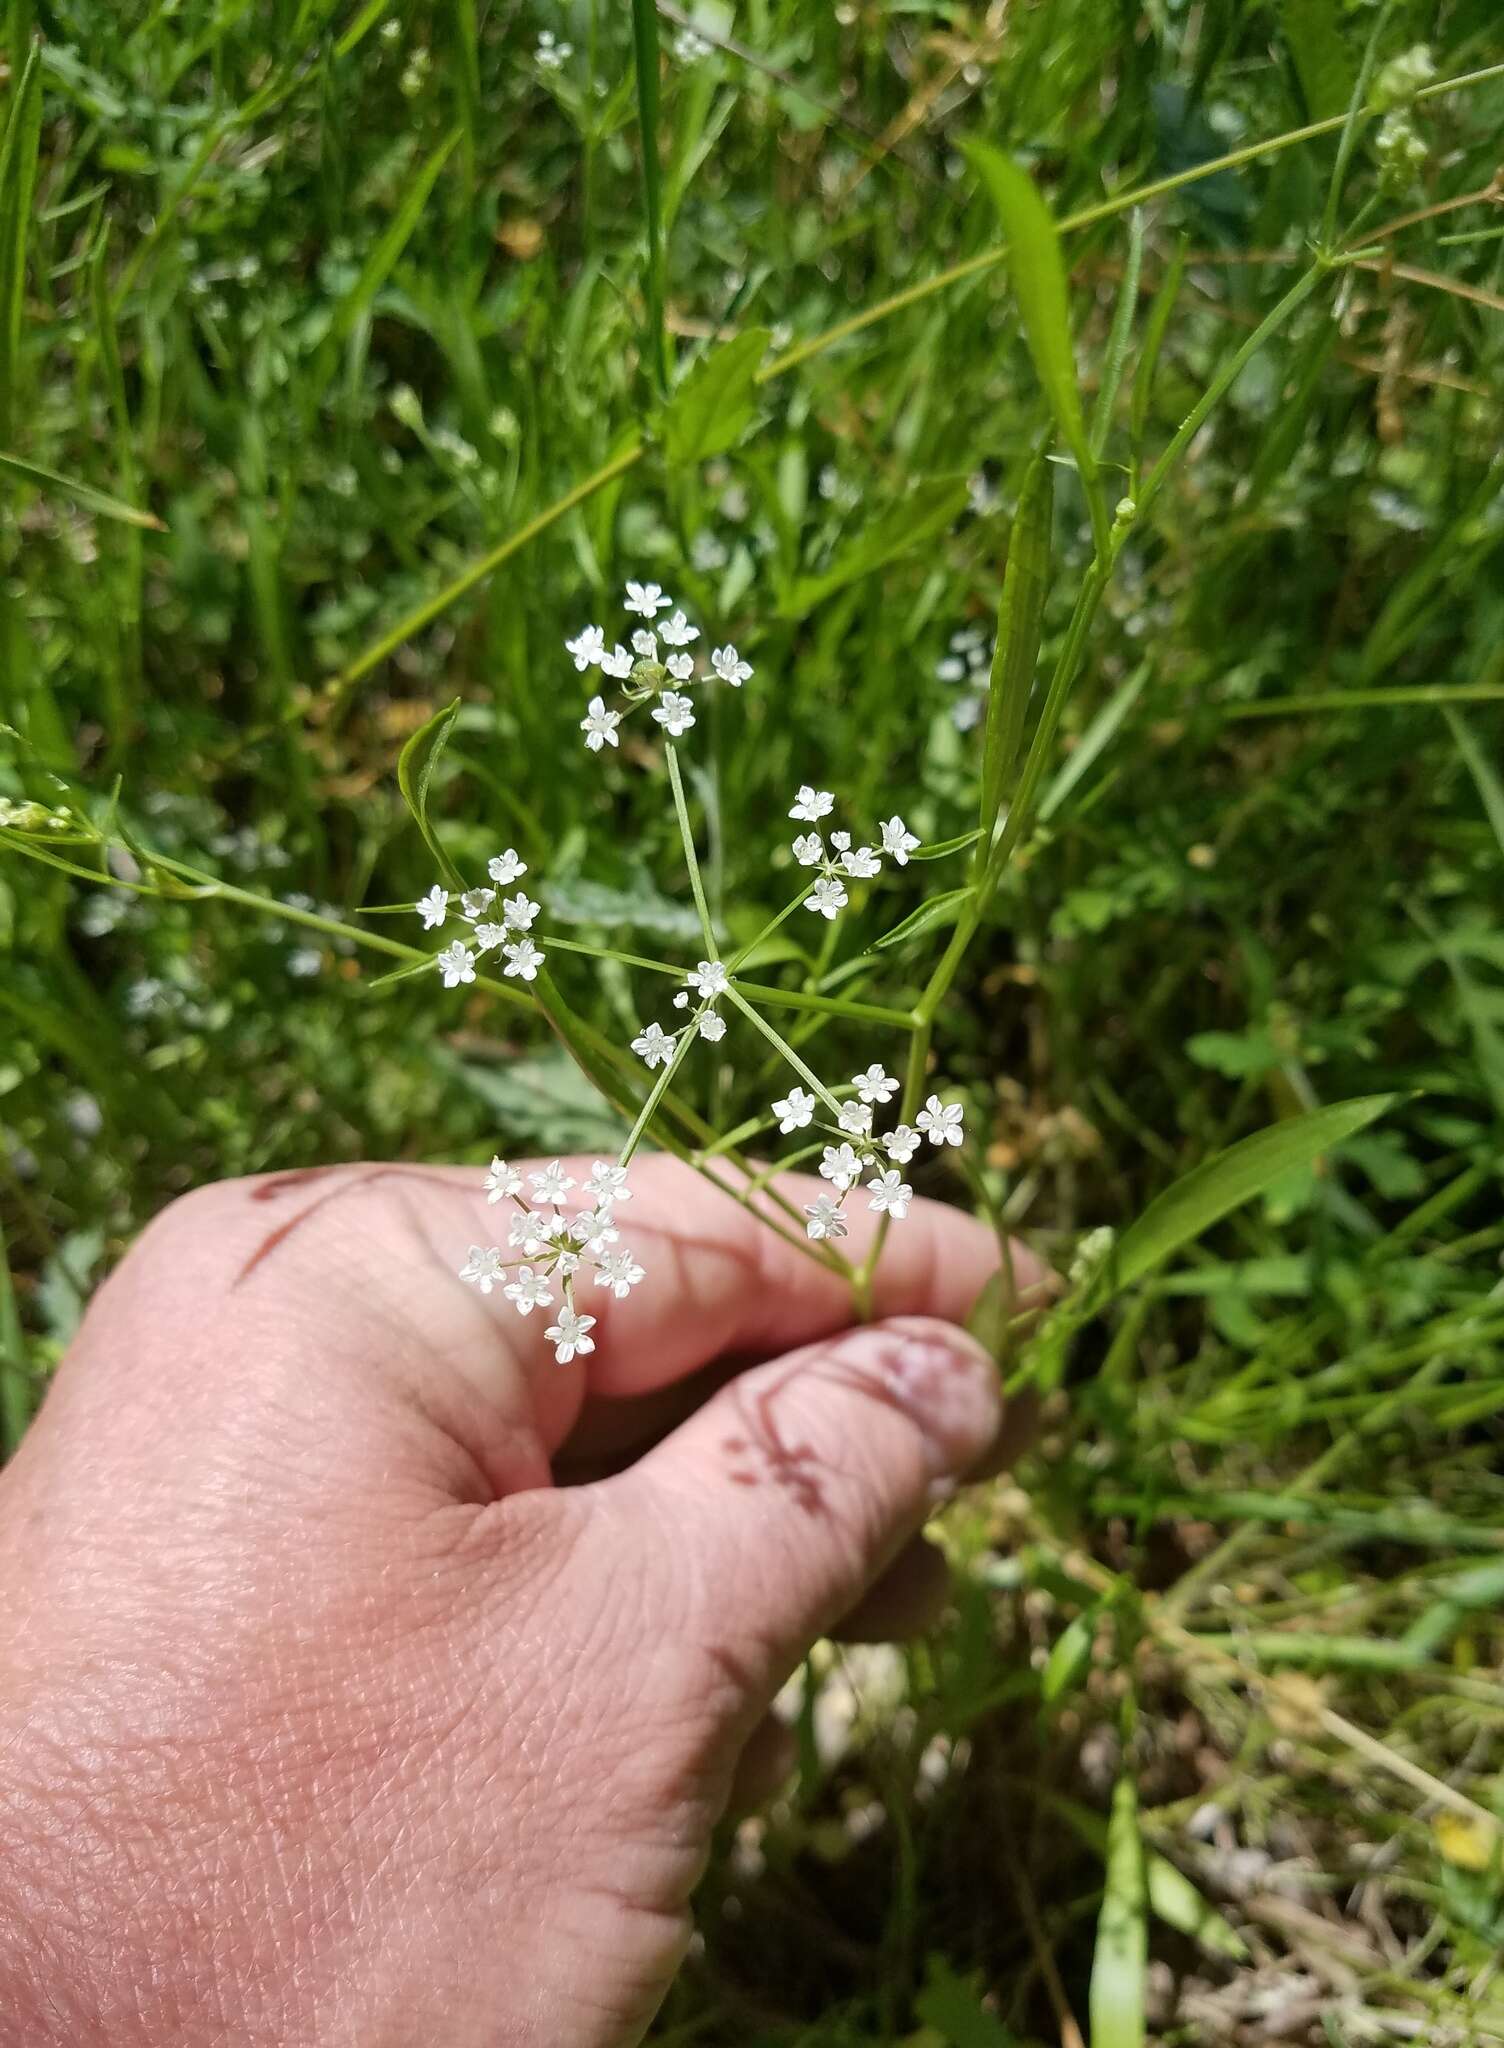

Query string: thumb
[598,1315,1006,1707]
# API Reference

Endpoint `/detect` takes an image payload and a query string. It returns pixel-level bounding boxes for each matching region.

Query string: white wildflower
[711,644,752,686]
[546,1306,597,1363]
[772,1086,816,1133]
[853,1064,898,1105]
[631,1021,677,1068]
[880,816,920,865]
[574,1210,619,1257]
[585,1161,632,1206]
[837,1100,874,1138]
[666,651,695,681]
[658,609,699,647]
[595,1249,645,1299]
[700,1010,726,1043]
[688,960,729,1000]
[917,1095,965,1147]
[535,29,571,68]
[840,845,882,880]
[472,921,507,951]
[866,1170,912,1220]
[792,832,824,866]
[488,848,527,885]
[459,887,495,921]
[599,643,634,680]
[436,940,476,988]
[630,628,658,659]
[501,892,539,931]
[416,885,448,929]
[459,1244,505,1293]
[580,695,622,750]
[483,1158,523,1203]
[565,624,605,671]
[502,935,545,981]
[831,831,851,852]
[790,785,835,823]
[820,1142,863,1190]
[504,1266,555,1316]
[884,1124,921,1165]
[625,580,671,618]
[806,875,848,920]
[804,1194,848,1242]
[652,691,696,736]
[529,1161,576,1205]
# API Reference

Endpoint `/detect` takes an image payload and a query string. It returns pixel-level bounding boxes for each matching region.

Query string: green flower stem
[665,740,718,959]
[619,1020,706,1165]
[723,985,843,1117]
[732,981,915,1031]
[725,882,812,971]
[543,933,682,976]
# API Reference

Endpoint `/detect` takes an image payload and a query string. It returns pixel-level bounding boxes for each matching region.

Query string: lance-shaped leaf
[662,326,769,465]
[1090,1769,1148,2048]
[979,450,1052,849]
[397,697,465,888]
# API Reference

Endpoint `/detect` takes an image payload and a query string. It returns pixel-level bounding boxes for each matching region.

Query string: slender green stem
[619,1021,701,1163]
[732,980,915,1030]
[726,881,812,971]
[724,985,842,1115]
[665,740,717,958]
[544,933,681,976]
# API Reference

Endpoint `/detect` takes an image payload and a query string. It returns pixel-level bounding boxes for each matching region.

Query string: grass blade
[331,130,459,344]
[396,696,465,888]
[978,450,1053,853]
[1089,1768,1147,2048]
[1128,237,1186,463]
[0,449,163,529]
[1089,210,1144,461]
[1444,707,1504,857]
[630,0,668,398]
[1038,660,1147,824]
[965,141,1105,552]
[1049,1794,1248,1962]
[0,40,42,447]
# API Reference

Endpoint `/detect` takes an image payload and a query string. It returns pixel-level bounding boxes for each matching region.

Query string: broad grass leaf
[980,450,1052,843]
[662,326,769,465]
[781,476,968,618]
[871,885,972,952]
[397,696,465,887]
[1089,1769,1148,2048]
[0,449,163,529]
[1103,1094,1396,1301]
[1049,1795,1248,1962]
[965,142,1092,483]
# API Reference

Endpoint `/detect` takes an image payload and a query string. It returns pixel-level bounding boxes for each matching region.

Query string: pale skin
[0,1158,1045,2046]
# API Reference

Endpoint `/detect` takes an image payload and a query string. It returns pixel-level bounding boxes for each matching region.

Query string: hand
[0,1158,1044,2046]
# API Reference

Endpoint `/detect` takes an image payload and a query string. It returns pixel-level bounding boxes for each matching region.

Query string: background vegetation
[3,1,1504,2040]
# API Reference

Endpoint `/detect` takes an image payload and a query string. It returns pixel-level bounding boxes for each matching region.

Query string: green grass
[5,2,1504,2040]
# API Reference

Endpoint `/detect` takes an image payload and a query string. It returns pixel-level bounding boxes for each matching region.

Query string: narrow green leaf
[1281,0,1355,120]
[0,41,42,446]
[912,827,983,862]
[630,0,668,397]
[781,476,968,618]
[396,696,465,888]
[1042,1604,1098,1704]
[1049,1796,1248,1963]
[1129,239,1186,458]
[1089,210,1144,460]
[1038,660,1148,824]
[979,451,1052,846]
[871,885,972,952]
[1089,1770,1148,2048]
[1320,9,1384,247]
[1103,1095,1396,1301]
[331,130,459,343]
[965,142,1096,507]
[1445,708,1504,859]
[334,0,391,57]
[0,449,163,529]
[661,326,770,466]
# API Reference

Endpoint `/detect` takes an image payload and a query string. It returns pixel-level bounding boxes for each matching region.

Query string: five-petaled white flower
[631,1021,677,1068]
[806,875,848,920]
[625,580,671,618]
[880,815,920,865]
[772,1086,816,1133]
[501,893,539,930]
[831,831,851,852]
[804,1194,849,1242]
[488,848,527,885]
[484,1157,523,1203]
[630,629,658,659]
[459,1244,505,1293]
[917,1094,965,1147]
[666,651,695,681]
[505,1266,555,1316]
[652,691,696,736]
[546,1307,597,1363]
[837,1100,874,1138]
[509,1210,559,1253]
[572,1210,618,1257]
[792,832,824,867]
[417,885,448,929]
[580,695,622,751]
[884,1124,921,1165]
[529,1161,576,1205]
[437,940,476,988]
[594,1249,645,1300]
[658,609,699,647]
[711,644,752,686]
[599,643,634,680]
[472,921,506,951]
[790,786,835,823]
[819,1142,863,1190]
[459,887,495,921]
[841,845,882,880]
[585,1161,632,1206]
[700,1011,726,1043]
[866,1170,912,1220]
[853,1064,899,1105]
[502,936,545,981]
[565,624,604,671]
[688,960,729,1000]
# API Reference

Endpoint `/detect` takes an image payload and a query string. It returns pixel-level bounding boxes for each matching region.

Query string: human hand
[0,1158,1044,2046]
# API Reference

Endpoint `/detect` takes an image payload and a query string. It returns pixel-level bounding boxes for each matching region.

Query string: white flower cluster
[458,1157,645,1364]
[767,1069,966,1239]
[417,848,546,989]
[937,623,993,733]
[628,956,731,1075]
[569,581,753,754]
[788,788,919,920]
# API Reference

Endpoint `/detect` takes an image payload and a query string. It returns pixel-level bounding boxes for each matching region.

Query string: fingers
[596,1315,1008,1703]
